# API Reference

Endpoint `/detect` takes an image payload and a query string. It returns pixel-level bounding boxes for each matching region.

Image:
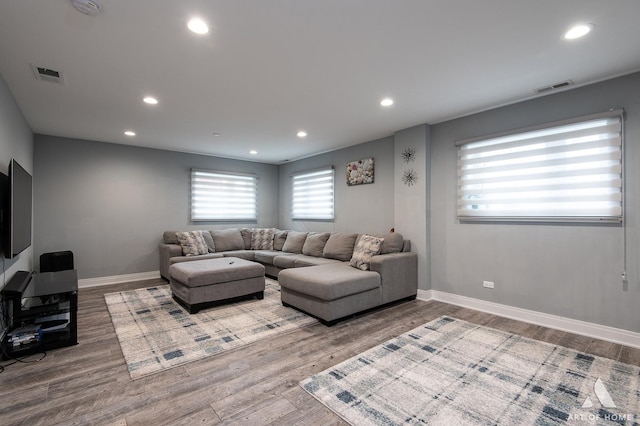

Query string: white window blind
[457,110,623,223]
[291,167,334,220]
[190,169,257,221]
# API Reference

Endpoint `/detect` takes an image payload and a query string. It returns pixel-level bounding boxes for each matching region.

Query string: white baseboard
[417,289,640,349]
[78,271,161,288]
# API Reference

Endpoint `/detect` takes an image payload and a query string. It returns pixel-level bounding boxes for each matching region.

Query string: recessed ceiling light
[564,23,594,40]
[380,98,394,107]
[297,131,308,138]
[188,18,209,35]
[212,132,221,137]
[143,96,158,105]
[250,150,258,155]
[124,130,136,136]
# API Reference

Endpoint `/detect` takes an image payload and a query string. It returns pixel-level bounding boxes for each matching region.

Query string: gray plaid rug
[301,316,640,425]
[105,278,316,380]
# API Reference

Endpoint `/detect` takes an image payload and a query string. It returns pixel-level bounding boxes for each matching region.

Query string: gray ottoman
[169,257,265,313]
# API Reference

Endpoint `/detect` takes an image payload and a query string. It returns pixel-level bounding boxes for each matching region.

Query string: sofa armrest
[159,243,183,280]
[370,252,417,304]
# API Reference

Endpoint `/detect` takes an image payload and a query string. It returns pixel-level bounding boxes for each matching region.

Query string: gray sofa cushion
[220,250,255,261]
[273,253,303,269]
[273,230,288,251]
[278,264,380,301]
[377,232,404,254]
[253,250,293,264]
[355,232,404,254]
[282,231,308,253]
[294,256,343,267]
[240,228,252,249]
[323,232,358,261]
[211,228,245,252]
[302,232,330,257]
[170,253,223,264]
[200,230,216,253]
[163,231,180,245]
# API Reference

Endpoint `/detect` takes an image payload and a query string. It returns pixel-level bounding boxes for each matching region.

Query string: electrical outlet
[483,280,495,289]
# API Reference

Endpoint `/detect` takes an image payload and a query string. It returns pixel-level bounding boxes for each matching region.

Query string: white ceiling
[1,1,639,164]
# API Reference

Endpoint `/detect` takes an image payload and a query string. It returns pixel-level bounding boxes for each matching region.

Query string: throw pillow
[349,234,384,271]
[273,230,288,251]
[281,231,308,253]
[210,228,245,252]
[302,232,331,257]
[323,232,358,261]
[240,228,253,249]
[251,228,276,250]
[163,231,180,245]
[175,231,209,256]
[199,230,216,253]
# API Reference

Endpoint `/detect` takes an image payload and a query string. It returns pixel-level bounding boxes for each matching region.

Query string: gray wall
[278,137,395,234]
[430,72,640,333]
[394,125,430,289]
[0,73,33,286]
[34,135,279,279]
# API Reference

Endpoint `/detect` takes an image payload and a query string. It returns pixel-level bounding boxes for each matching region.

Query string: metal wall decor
[401,147,416,163]
[402,168,417,186]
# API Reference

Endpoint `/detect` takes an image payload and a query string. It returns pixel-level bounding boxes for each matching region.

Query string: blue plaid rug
[301,316,640,425]
[106,278,316,380]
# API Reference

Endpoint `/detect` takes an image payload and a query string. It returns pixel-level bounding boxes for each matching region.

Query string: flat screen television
[4,159,32,258]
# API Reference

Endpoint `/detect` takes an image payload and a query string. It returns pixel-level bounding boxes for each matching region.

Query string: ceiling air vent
[534,80,574,94]
[32,65,65,84]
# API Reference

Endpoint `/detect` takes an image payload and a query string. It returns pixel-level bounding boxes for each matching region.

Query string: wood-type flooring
[1,278,639,425]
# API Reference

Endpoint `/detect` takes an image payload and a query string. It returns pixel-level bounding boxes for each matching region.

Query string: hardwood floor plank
[1,278,637,426]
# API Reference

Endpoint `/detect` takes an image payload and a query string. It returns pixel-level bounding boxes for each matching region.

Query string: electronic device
[3,159,33,259]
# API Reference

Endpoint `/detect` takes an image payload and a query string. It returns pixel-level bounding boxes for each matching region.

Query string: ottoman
[169,257,265,314]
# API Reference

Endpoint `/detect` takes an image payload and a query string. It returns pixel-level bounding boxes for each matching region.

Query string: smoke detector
[71,0,102,16]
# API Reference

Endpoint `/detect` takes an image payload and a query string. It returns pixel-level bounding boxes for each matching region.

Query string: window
[457,110,623,223]
[190,169,257,221]
[291,167,334,220]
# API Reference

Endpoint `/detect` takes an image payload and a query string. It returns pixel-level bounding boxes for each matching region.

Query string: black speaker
[40,251,74,273]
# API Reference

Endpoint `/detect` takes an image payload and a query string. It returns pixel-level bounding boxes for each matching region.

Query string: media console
[1,269,78,359]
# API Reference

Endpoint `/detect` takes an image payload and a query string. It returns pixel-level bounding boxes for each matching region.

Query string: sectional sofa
[159,228,418,324]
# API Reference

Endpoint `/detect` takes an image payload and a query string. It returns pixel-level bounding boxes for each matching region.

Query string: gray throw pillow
[273,230,288,251]
[199,230,216,253]
[302,232,331,257]
[356,232,405,254]
[323,232,358,261]
[281,231,308,254]
[163,231,180,245]
[240,228,252,249]
[210,228,245,252]
[377,232,404,254]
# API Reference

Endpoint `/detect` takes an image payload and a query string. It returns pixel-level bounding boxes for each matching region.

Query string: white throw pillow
[175,231,208,256]
[349,234,384,271]
[250,228,276,250]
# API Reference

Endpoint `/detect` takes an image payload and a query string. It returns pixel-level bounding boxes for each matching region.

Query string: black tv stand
[1,270,78,359]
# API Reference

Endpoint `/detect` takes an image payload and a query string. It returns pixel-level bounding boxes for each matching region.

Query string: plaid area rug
[105,278,316,380]
[301,316,640,425]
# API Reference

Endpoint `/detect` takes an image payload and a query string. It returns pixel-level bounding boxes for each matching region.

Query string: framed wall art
[346,158,374,186]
